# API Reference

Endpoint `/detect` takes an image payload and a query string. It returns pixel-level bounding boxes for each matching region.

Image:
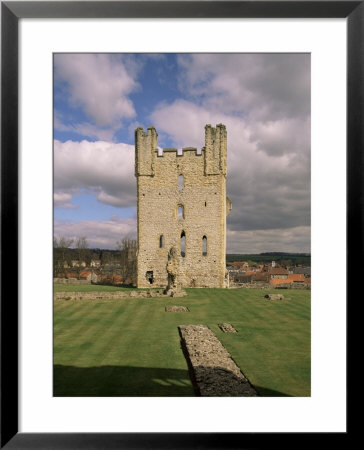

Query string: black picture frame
[1,1,358,448]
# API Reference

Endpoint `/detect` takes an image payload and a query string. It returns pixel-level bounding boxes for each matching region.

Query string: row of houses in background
[54,254,310,290]
[54,246,137,286]
[61,259,101,268]
[228,261,311,289]
[54,268,125,286]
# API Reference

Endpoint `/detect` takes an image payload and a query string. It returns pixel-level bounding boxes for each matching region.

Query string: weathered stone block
[165,306,189,312]
[218,323,238,333]
[264,294,285,300]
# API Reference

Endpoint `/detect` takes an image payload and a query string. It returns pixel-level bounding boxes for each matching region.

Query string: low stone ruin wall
[54,278,90,285]
[274,283,310,290]
[230,281,270,289]
[54,288,184,301]
[230,281,310,290]
[178,325,257,397]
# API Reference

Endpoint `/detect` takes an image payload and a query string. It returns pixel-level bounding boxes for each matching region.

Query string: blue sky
[54,53,311,252]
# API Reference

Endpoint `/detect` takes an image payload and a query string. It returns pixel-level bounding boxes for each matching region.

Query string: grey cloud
[178,53,310,122]
[226,226,310,253]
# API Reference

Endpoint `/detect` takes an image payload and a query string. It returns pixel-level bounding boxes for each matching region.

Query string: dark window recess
[146,271,154,284]
[180,231,186,257]
[159,235,164,248]
[202,236,207,256]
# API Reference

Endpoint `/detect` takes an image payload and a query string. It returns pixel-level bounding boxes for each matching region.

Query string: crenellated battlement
[156,147,201,157]
[135,124,227,176]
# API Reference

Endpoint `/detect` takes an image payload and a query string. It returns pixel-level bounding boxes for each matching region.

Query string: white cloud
[53,192,77,209]
[54,216,137,249]
[54,139,136,208]
[54,54,139,127]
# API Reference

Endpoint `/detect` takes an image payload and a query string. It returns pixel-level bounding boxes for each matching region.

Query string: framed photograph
[2,1,358,447]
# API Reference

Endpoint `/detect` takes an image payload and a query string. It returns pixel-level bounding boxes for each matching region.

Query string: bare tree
[116,237,137,285]
[53,236,74,277]
[75,236,91,277]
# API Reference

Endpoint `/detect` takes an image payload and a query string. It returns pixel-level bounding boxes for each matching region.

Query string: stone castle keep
[135,124,231,289]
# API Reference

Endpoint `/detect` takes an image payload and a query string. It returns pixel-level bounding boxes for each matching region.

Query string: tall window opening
[202,236,207,256]
[178,174,184,190]
[177,204,184,219]
[180,231,186,257]
[159,235,164,248]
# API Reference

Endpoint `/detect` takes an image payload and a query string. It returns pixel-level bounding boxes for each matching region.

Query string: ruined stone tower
[135,124,231,289]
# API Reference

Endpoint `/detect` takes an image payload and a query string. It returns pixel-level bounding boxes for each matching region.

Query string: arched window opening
[178,174,184,190]
[177,204,184,219]
[202,236,207,256]
[180,231,186,257]
[159,235,164,248]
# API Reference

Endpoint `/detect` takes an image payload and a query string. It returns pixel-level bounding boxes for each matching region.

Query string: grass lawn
[54,286,310,397]
[53,284,142,292]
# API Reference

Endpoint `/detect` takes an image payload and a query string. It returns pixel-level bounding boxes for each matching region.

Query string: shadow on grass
[54,364,293,397]
[253,386,292,397]
[54,364,194,397]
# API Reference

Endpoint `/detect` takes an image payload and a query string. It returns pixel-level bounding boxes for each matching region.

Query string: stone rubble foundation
[165,306,190,312]
[178,325,257,397]
[53,288,186,301]
[218,323,238,333]
[264,294,285,300]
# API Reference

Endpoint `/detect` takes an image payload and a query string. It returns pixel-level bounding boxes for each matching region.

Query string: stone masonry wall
[135,124,229,289]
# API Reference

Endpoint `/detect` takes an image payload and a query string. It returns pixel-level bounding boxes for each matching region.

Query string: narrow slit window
[177,205,184,219]
[178,174,184,190]
[180,231,186,257]
[202,236,207,256]
[159,235,164,248]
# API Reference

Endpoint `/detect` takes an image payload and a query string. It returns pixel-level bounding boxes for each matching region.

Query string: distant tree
[116,237,137,285]
[53,236,74,277]
[75,236,91,277]
[100,250,112,266]
[280,259,292,268]
[247,260,258,268]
